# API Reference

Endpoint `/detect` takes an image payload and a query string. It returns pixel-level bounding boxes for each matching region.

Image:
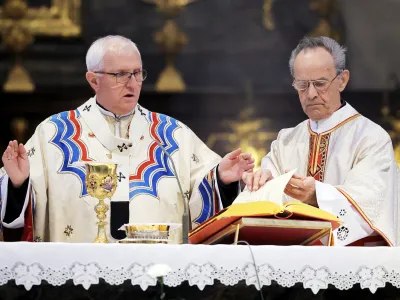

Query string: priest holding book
[243,36,399,247]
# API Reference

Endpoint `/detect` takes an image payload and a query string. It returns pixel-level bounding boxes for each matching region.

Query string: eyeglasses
[292,72,342,93]
[94,70,147,84]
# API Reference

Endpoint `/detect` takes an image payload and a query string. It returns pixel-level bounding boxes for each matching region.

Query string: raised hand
[1,140,30,188]
[218,148,255,184]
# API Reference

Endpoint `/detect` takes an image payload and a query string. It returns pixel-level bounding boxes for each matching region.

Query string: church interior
[0,1,400,299]
[0,0,399,169]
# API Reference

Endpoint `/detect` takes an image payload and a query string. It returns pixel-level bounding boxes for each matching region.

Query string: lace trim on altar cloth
[1,262,399,294]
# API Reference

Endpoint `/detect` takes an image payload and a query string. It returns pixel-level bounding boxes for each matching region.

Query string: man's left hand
[284,173,318,207]
[218,148,255,184]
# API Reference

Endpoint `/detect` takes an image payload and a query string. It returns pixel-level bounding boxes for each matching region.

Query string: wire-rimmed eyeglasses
[94,70,147,84]
[292,72,342,93]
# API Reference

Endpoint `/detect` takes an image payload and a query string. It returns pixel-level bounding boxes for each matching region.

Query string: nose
[306,83,318,99]
[126,75,139,90]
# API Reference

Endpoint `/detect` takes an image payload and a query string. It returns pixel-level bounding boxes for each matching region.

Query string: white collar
[309,102,359,134]
[94,96,134,120]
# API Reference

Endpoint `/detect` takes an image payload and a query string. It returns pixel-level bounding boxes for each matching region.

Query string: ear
[86,72,99,92]
[338,69,350,92]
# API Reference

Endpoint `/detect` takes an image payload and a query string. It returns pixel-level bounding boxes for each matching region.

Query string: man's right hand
[1,140,30,188]
[242,169,273,191]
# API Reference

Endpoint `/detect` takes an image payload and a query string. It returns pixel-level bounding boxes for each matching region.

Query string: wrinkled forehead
[103,48,142,72]
[293,48,336,79]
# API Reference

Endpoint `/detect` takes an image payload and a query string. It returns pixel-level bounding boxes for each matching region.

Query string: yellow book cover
[217,169,341,229]
[216,201,341,230]
[189,169,341,245]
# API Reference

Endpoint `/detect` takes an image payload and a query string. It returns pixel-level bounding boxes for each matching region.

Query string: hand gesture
[218,148,255,184]
[2,140,30,188]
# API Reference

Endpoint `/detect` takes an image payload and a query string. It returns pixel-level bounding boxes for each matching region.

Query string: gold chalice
[85,163,118,243]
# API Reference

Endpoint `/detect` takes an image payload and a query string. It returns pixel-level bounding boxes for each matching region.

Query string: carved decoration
[0,0,81,92]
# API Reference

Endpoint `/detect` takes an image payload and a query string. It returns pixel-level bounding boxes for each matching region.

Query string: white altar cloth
[1,243,399,294]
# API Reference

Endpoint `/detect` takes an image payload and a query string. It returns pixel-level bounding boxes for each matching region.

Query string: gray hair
[289,36,347,77]
[86,35,141,72]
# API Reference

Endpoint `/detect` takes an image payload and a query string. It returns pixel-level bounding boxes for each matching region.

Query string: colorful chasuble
[0,97,228,243]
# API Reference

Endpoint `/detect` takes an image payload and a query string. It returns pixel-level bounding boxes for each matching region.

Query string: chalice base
[94,221,109,243]
[94,238,108,243]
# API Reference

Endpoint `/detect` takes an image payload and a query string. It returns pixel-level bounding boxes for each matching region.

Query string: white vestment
[0,97,228,243]
[261,103,399,246]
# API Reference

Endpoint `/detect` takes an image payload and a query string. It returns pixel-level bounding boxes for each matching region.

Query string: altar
[1,243,400,299]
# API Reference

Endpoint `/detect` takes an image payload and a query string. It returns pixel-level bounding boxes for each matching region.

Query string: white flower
[147,264,172,278]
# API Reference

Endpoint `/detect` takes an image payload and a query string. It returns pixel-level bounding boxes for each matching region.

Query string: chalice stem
[94,199,109,243]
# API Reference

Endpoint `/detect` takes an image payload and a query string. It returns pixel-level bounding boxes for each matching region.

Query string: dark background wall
[0,0,399,167]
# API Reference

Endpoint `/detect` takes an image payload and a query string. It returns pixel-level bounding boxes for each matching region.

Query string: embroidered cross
[64,225,73,237]
[192,154,199,163]
[83,105,92,112]
[27,147,35,157]
[34,236,42,242]
[117,143,128,152]
[117,172,126,182]
[137,106,146,116]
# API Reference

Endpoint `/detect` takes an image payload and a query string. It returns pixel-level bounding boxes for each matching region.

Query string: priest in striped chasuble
[0,35,255,243]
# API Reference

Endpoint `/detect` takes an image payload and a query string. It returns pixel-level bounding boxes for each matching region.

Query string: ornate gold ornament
[0,0,81,92]
[207,82,278,169]
[141,0,199,92]
[263,0,341,41]
[263,0,275,31]
[308,0,340,41]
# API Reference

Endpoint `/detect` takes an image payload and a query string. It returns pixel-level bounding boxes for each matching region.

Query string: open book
[234,169,299,205]
[189,170,341,245]
[219,169,340,223]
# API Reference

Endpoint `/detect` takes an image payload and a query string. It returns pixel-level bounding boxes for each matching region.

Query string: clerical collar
[309,101,359,134]
[96,101,134,120]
